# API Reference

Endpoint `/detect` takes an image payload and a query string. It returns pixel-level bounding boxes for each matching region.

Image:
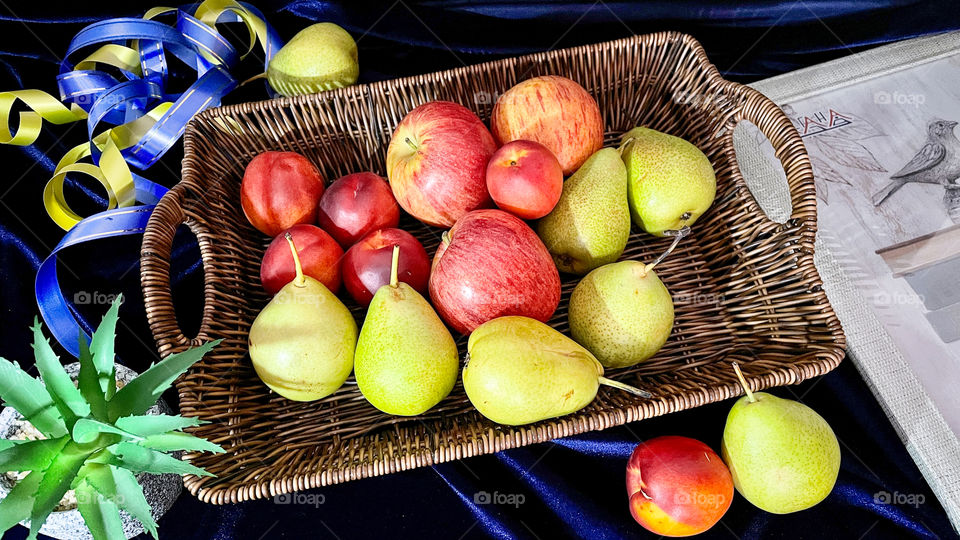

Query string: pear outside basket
[140,31,846,504]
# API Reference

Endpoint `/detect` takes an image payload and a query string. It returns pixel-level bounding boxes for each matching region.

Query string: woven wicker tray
[140,31,845,504]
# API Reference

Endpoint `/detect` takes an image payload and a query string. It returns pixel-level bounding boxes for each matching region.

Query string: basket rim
[142,31,847,504]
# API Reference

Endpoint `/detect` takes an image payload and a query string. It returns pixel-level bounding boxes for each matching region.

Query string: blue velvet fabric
[1,1,958,538]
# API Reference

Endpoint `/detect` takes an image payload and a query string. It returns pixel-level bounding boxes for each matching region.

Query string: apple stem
[240,72,267,86]
[441,230,451,246]
[731,362,756,403]
[404,137,419,153]
[643,225,691,274]
[389,244,400,288]
[598,376,653,398]
[284,233,306,288]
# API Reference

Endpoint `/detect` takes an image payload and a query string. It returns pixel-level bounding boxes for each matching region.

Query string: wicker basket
[140,31,845,504]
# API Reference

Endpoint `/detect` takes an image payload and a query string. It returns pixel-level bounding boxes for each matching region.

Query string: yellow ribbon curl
[2,0,272,230]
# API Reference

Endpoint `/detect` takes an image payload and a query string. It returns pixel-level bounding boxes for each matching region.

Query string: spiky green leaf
[0,436,68,472]
[0,357,66,438]
[72,419,142,444]
[75,480,126,540]
[31,320,90,426]
[89,295,121,399]
[92,441,214,477]
[80,464,158,539]
[108,339,221,421]
[77,331,108,421]
[115,414,202,436]
[0,469,41,533]
[139,431,225,454]
[29,441,93,539]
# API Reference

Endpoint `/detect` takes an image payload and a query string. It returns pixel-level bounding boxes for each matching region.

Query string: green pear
[248,233,357,401]
[462,316,651,426]
[721,363,841,514]
[536,147,631,275]
[355,246,459,415]
[267,22,359,97]
[620,127,716,236]
[568,260,674,369]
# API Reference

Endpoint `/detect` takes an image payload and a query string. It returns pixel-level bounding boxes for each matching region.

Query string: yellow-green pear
[568,229,688,368]
[536,147,631,275]
[355,246,459,416]
[463,316,651,426]
[721,363,841,514]
[267,22,359,97]
[248,233,357,401]
[620,127,716,236]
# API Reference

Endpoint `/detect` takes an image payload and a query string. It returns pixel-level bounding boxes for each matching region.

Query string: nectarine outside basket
[140,31,846,504]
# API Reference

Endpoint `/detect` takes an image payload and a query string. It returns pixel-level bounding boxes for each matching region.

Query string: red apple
[429,209,560,334]
[491,76,604,175]
[261,224,344,294]
[317,172,400,247]
[486,140,563,219]
[342,228,430,306]
[627,436,733,537]
[241,151,326,237]
[386,101,497,227]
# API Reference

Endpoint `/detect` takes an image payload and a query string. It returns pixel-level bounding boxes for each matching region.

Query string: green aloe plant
[0,295,223,540]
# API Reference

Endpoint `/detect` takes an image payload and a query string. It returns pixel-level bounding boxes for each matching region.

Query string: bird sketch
[872,120,960,213]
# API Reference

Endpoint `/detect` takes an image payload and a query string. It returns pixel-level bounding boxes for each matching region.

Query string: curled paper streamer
[13,0,283,356]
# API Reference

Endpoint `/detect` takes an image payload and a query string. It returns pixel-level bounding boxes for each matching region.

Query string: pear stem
[643,225,691,275]
[617,136,636,156]
[598,376,653,398]
[731,362,756,403]
[240,72,267,87]
[284,233,306,288]
[389,244,400,288]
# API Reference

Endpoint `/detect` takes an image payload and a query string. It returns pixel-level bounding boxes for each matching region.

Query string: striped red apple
[491,75,604,176]
[386,101,496,227]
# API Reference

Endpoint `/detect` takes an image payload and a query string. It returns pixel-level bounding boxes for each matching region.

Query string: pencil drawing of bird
[872,119,960,206]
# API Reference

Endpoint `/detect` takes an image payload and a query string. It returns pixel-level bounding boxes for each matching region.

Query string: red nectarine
[626,436,733,537]
[486,140,563,219]
[241,151,326,237]
[261,224,343,294]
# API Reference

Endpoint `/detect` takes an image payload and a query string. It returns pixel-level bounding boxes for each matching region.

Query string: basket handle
[140,186,214,356]
[731,86,818,232]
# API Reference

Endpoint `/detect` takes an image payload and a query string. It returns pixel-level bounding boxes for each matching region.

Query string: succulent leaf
[115,414,202,436]
[139,431,225,454]
[0,470,41,532]
[0,357,66,438]
[108,339,222,421]
[72,419,143,445]
[81,463,158,539]
[89,295,121,399]
[29,441,94,539]
[75,480,126,540]
[0,436,68,472]
[94,441,214,477]
[77,332,108,421]
[31,320,91,426]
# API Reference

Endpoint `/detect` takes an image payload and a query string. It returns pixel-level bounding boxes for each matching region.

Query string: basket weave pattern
[140,32,845,504]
